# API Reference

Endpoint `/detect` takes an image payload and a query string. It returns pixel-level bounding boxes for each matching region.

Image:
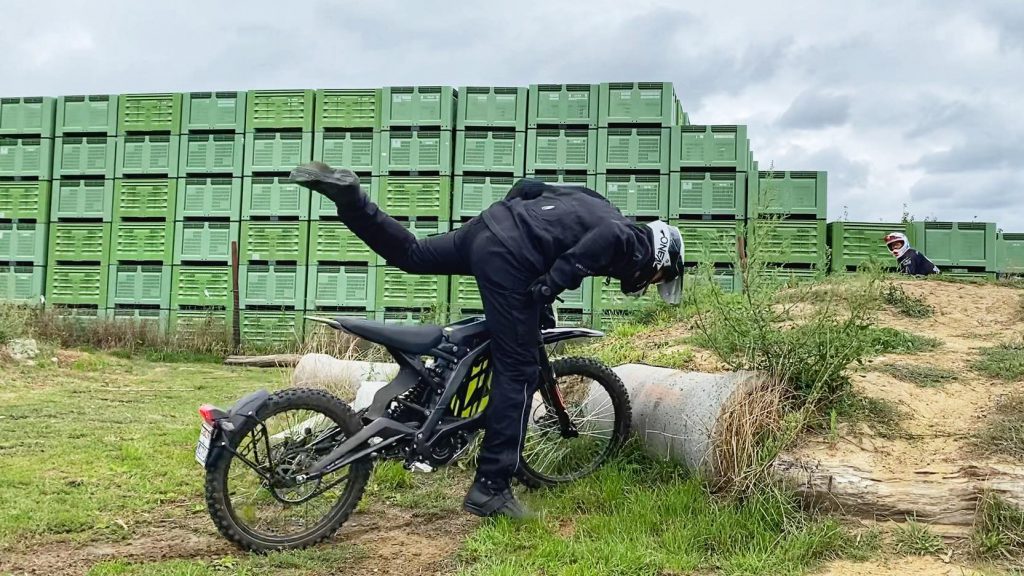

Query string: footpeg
[409,462,434,473]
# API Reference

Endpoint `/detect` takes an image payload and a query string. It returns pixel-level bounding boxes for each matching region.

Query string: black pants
[338,200,543,489]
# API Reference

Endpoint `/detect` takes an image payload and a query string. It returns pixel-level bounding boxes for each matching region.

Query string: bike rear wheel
[518,357,632,488]
[204,388,372,552]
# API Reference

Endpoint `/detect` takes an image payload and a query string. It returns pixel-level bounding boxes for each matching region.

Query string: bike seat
[336,317,444,354]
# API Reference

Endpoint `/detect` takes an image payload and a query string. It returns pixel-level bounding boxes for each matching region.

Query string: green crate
[753,171,828,219]
[244,131,313,174]
[48,222,109,263]
[311,177,376,219]
[376,266,450,308]
[828,222,907,272]
[376,308,437,326]
[181,91,247,133]
[453,175,514,219]
[171,265,233,308]
[675,220,743,265]
[379,130,453,175]
[313,131,379,174]
[107,264,170,307]
[592,277,656,313]
[118,93,182,134]
[597,173,669,218]
[672,125,750,171]
[380,86,457,130]
[169,309,232,339]
[240,264,305,307]
[552,307,593,328]
[0,97,55,136]
[686,265,742,293]
[49,304,108,321]
[51,179,112,221]
[116,135,180,177]
[454,130,525,174]
[0,222,47,263]
[110,220,174,262]
[749,220,827,266]
[525,129,597,173]
[109,308,169,333]
[246,90,315,131]
[315,89,379,130]
[0,181,51,221]
[0,265,44,302]
[242,176,310,219]
[173,221,239,263]
[669,172,747,218]
[310,220,374,263]
[179,133,244,175]
[240,221,309,263]
[306,264,375,309]
[997,233,1024,274]
[46,264,108,306]
[528,84,599,128]
[525,173,597,188]
[457,86,528,130]
[597,127,670,172]
[55,95,118,136]
[908,221,997,270]
[450,275,483,309]
[176,177,242,219]
[113,178,177,220]
[240,309,304,348]
[378,176,452,218]
[598,82,676,126]
[52,137,112,179]
[0,137,53,179]
[763,266,823,286]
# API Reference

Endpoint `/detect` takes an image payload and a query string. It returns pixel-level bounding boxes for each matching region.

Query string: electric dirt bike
[195,308,632,552]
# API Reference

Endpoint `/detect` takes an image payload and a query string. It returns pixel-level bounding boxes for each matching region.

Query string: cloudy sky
[3,0,1021,229]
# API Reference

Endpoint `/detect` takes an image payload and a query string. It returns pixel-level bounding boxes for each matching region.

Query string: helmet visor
[657,276,682,305]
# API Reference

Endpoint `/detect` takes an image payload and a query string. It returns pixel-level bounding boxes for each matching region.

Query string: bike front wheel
[204,387,372,552]
[518,357,632,488]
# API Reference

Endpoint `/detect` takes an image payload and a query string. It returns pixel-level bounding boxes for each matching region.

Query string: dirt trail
[816,556,991,576]
[0,505,476,576]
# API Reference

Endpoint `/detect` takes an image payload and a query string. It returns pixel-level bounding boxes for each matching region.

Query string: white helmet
[884,232,910,258]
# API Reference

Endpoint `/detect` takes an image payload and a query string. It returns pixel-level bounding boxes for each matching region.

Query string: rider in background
[885,232,939,275]
[291,161,685,520]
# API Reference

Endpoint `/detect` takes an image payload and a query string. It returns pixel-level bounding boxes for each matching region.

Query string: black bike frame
[301,325,603,480]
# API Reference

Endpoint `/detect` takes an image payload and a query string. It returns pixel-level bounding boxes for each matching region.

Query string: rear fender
[541,327,604,345]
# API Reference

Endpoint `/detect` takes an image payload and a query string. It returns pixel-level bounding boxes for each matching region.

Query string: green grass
[0,355,288,548]
[973,495,1024,562]
[973,340,1024,381]
[832,393,906,439]
[881,283,934,318]
[458,453,852,576]
[974,393,1024,459]
[891,519,945,556]
[876,363,958,388]
[862,327,942,356]
[571,320,694,370]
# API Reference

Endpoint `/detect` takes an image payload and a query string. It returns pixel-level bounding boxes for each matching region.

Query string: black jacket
[480,180,653,294]
[897,249,939,276]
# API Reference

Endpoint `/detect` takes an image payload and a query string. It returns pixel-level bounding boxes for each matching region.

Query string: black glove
[528,279,558,305]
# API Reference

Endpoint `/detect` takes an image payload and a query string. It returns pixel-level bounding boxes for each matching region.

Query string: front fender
[541,327,604,345]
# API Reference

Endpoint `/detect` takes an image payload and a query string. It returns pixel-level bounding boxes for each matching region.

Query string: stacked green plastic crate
[234,90,315,348]
[450,86,528,321]
[307,87,380,334]
[908,221,997,279]
[102,93,184,331]
[997,232,1024,277]
[670,123,750,295]
[523,84,602,327]
[748,168,828,284]
[375,86,456,326]
[169,91,247,340]
[827,221,907,273]
[46,95,117,319]
[0,97,55,305]
[593,82,681,328]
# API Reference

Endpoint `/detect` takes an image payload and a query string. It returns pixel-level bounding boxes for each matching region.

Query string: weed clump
[973,339,1024,381]
[882,282,934,318]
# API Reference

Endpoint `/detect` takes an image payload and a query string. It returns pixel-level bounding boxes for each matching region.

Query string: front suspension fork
[537,347,579,439]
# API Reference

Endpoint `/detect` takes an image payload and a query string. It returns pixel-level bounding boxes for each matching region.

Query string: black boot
[290,161,366,211]
[463,479,534,520]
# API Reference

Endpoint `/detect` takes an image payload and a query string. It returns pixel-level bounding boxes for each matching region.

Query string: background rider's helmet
[884,232,910,258]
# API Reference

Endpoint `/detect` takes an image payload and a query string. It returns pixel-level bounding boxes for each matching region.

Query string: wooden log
[774,455,1024,529]
[223,354,303,367]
